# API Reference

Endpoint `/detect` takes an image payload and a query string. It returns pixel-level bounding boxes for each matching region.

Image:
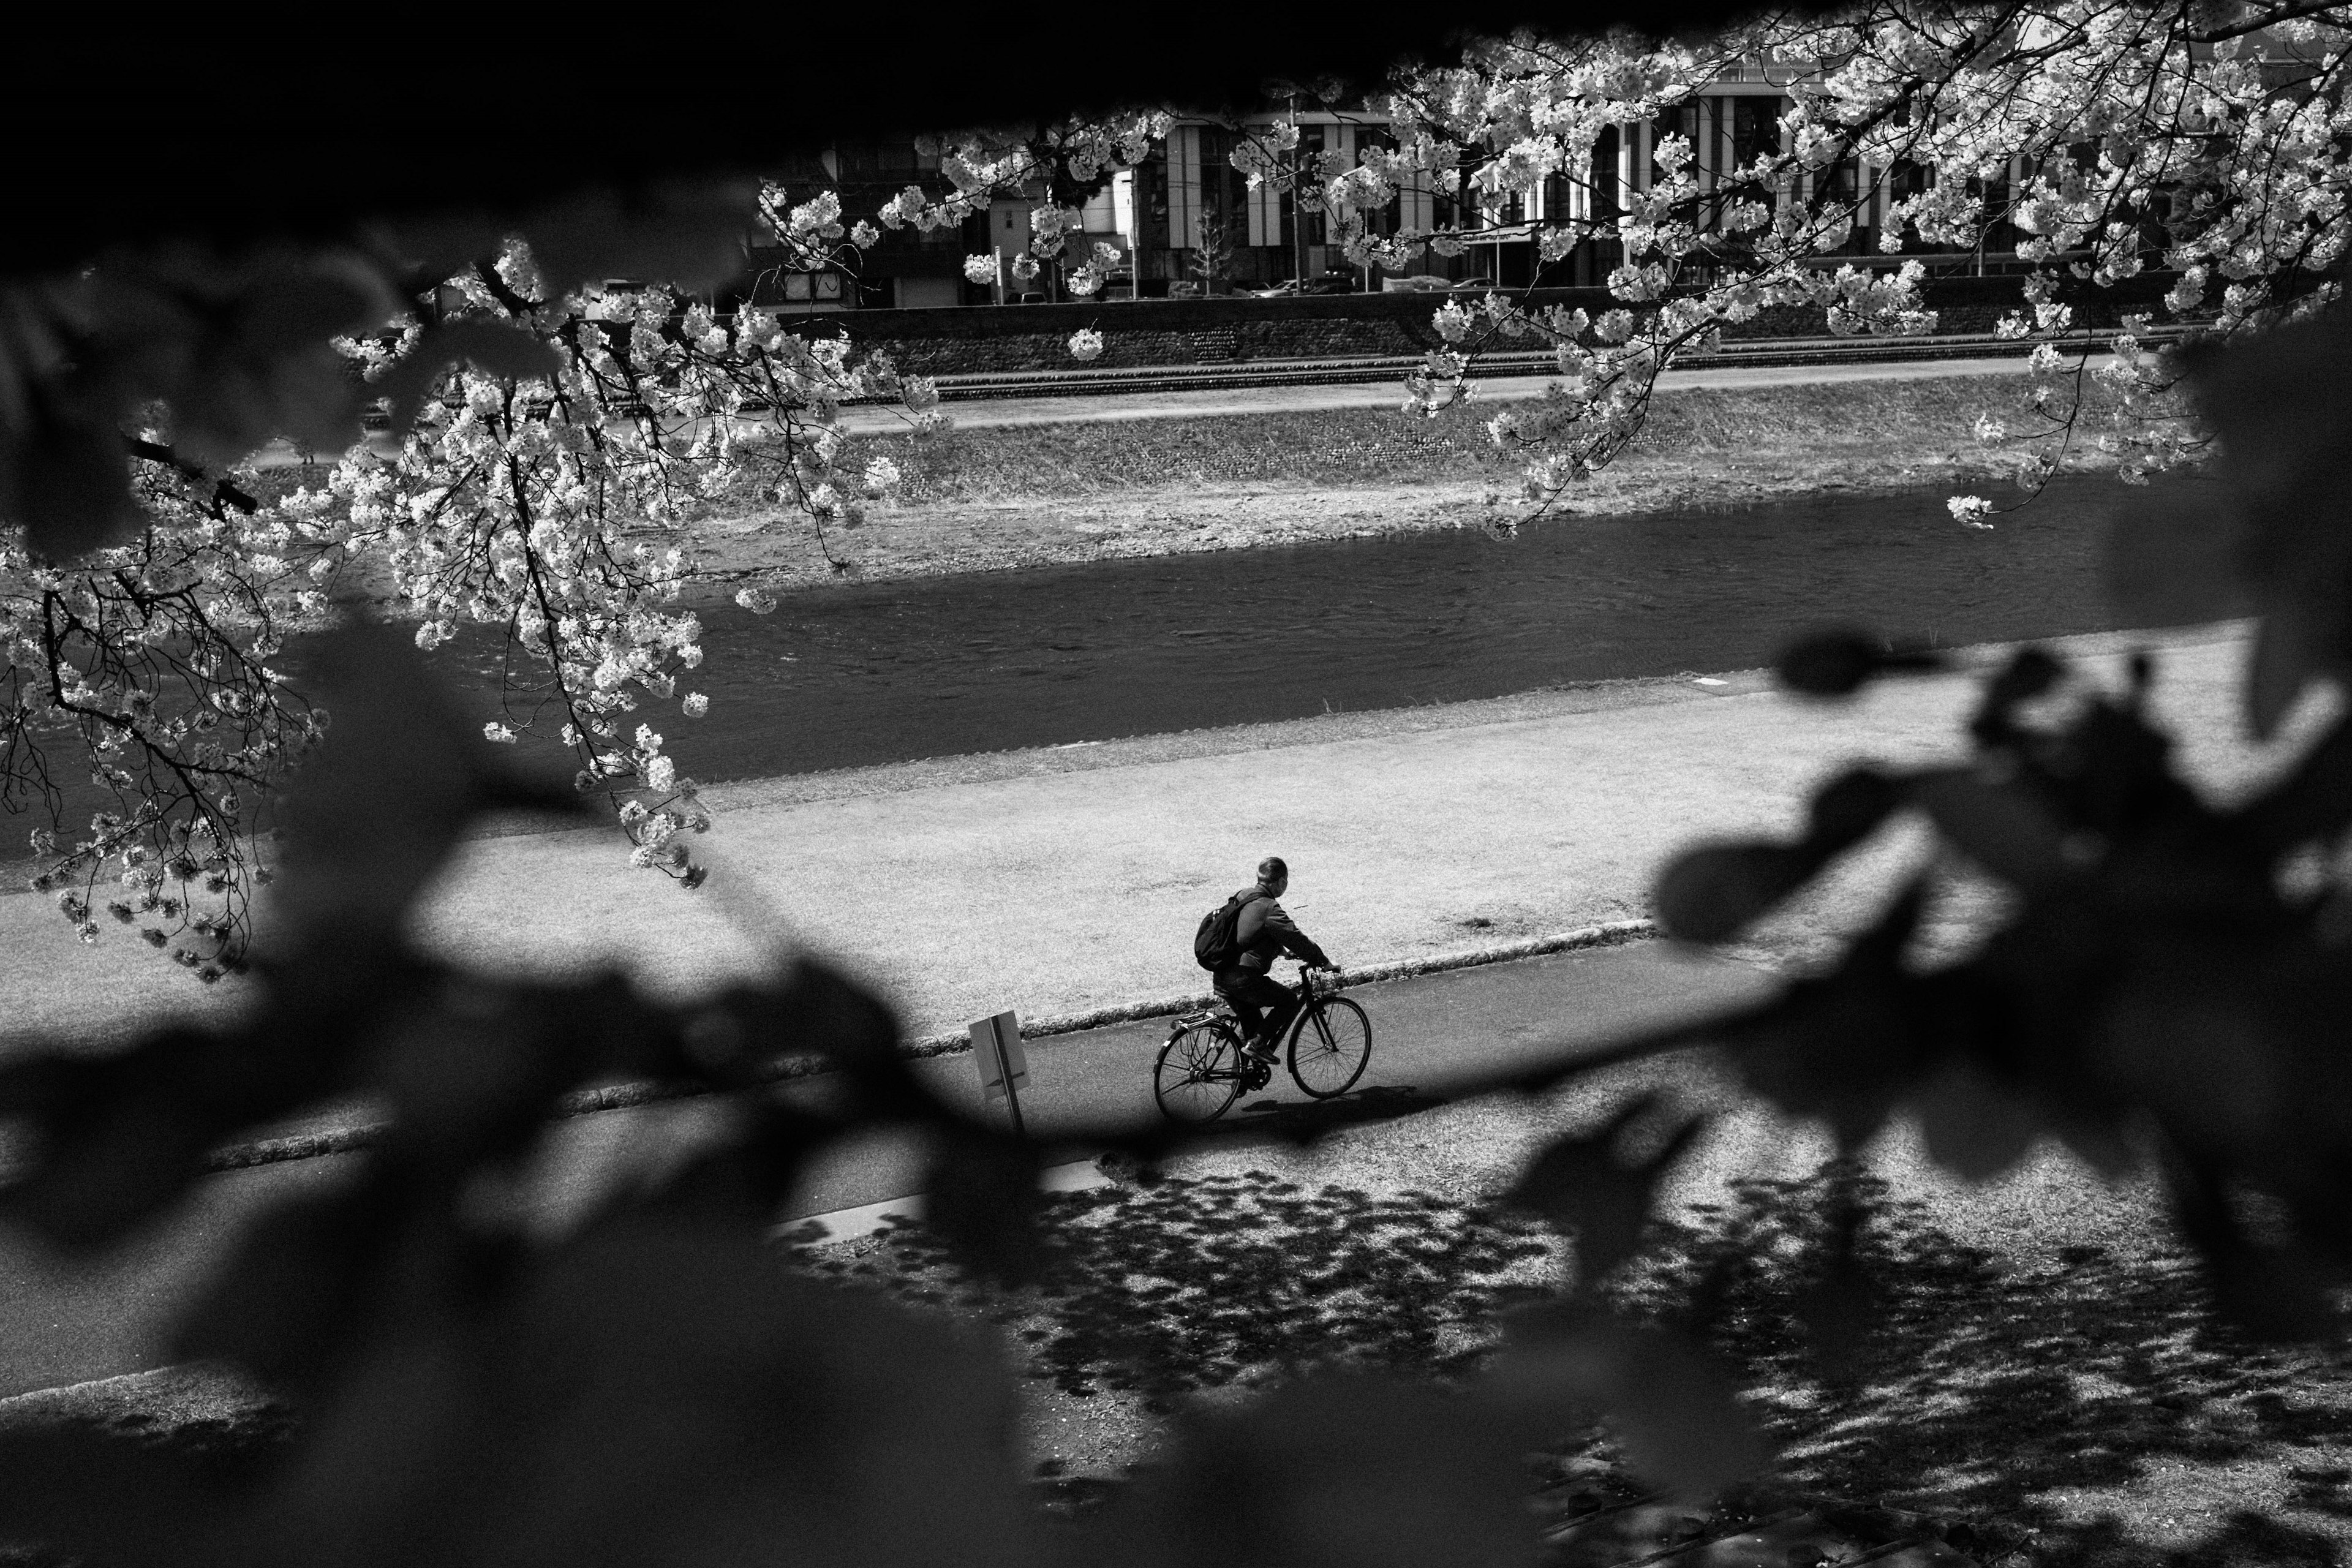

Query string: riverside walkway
[0,622,2264,1063]
[0,620,2274,1406]
[835,350,2068,433]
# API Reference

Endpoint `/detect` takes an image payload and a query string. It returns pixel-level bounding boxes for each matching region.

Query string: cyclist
[1212,856,1336,1063]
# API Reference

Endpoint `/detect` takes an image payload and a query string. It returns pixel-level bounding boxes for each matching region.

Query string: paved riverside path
[248,352,2063,466]
[0,616,2293,1403]
[0,930,2173,1403]
[0,939,1767,1399]
[835,352,2054,433]
[0,620,2275,1060]
[0,619,2272,1060]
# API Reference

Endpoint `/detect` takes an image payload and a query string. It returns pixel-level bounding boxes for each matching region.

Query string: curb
[197,919,1657,1175]
[894,916,1660,1059]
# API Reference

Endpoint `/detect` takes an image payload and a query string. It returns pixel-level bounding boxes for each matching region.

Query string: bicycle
[1153,962,1373,1124]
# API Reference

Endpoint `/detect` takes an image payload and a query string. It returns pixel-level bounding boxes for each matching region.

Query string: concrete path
[837,353,2056,434]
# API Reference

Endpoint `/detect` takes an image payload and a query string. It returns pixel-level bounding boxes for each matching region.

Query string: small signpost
[969,1009,1029,1137]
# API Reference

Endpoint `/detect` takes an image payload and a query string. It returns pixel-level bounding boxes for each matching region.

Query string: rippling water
[443,469,2207,783]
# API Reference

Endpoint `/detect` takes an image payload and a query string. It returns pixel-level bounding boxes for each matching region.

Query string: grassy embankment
[679,372,2188,586]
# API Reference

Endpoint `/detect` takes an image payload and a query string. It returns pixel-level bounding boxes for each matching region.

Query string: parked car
[1244,270,1359,298]
[1379,273,1453,293]
[1452,276,1499,292]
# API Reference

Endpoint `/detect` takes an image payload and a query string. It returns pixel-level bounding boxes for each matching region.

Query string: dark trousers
[1213,967,1298,1047]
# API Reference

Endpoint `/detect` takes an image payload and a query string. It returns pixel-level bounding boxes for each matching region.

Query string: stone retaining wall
[785,273,2188,377]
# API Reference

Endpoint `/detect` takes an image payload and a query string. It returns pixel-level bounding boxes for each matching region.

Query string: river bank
[667,367,2185,590]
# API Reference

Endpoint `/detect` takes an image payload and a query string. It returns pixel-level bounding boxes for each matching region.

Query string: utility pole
[1291,92,1310,287]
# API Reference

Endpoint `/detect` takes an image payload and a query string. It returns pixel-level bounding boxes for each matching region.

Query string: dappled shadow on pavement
[801,1169,1558,1404]
[1611,1167,2352,1568]
[797,1156,2352,1566]
[1218,1082,1449,1140]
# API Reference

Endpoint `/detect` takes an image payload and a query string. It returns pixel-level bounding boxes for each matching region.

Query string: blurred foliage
[1,13,2350,1558]
[1644,312,2352,1349]
[0,297,2347,1567]
[0,197,755,567]
[0,614,1720,1563]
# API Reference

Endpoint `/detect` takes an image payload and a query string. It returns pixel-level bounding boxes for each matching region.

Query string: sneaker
[1242,1035,1278,1063]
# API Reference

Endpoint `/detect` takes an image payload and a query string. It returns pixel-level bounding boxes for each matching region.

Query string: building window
[1652,103,1698,173]
[1355,126,1403,236]
[782,273,845,301]
[836,141,919,180]
[1731,97,1782,168]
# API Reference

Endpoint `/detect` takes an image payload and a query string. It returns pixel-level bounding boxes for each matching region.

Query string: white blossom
[1947,496,1997,529]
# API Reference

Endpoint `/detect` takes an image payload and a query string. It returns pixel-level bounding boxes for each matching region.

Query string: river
[444,470,2199,784]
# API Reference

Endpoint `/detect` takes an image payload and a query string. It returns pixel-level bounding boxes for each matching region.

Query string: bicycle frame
[1203,960,1330,1036]
[1156,961,1369,1120]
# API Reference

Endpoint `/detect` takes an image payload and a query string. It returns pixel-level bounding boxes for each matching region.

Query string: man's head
[1256,854,1289,897]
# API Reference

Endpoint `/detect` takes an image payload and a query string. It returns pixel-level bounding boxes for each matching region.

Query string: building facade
[1142,62,2035,297]
[736,141,1133,313]
[742,62,2059,311]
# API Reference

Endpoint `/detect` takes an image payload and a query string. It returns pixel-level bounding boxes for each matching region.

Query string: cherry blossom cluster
[315,232,946,896]
[1221,2,2344,521]
[5,447,328,976]
[13,191,952,965]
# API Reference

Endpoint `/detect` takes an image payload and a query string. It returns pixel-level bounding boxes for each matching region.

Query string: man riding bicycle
[1210,856,1335,1062]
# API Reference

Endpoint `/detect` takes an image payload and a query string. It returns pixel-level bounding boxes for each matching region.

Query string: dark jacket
[1228,886,1330,973]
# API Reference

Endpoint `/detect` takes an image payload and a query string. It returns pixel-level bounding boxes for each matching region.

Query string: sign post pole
[968,1009,1029,1138]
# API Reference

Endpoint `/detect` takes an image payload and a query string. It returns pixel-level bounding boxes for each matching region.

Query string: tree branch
[124,441,258,515]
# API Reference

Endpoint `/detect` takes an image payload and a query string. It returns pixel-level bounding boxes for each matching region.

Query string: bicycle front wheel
[1288,996,1371,1098]
[1155,1024,1243,1123]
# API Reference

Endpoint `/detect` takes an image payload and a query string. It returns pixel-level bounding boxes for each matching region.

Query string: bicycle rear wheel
[1288,996,1371,1098]
[1155,1023,1243,1123]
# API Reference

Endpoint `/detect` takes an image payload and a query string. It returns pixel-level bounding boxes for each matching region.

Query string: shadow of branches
[1213,1083,1450,1141]
[801,1170,1561,1401]
[1605,1163,2352,1568]
[807,1153,2352,1565]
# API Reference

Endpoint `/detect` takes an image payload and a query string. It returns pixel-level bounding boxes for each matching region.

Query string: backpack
[1193,890,1256,971]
